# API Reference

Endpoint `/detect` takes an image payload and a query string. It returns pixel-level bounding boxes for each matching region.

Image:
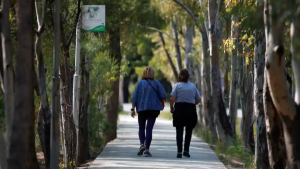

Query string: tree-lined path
[89,115,226,169]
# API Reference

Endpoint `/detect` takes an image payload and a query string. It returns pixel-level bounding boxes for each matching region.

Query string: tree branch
[67,0,81,48]
[172,0,205,35]
[159,32,179,82]
[137,24,186,51]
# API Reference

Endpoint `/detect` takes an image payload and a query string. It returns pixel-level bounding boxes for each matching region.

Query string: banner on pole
[82,5,105,32]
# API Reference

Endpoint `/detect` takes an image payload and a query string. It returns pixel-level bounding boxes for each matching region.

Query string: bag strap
[145,79,161,100]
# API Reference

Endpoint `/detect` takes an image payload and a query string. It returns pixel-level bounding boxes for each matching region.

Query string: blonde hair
[142,66,155,80]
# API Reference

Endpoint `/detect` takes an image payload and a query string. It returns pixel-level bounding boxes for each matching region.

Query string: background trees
[1,0,300,168]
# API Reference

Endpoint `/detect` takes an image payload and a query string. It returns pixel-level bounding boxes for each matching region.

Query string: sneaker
[177,153,182,158]
[137,145,145,156]
[183,152,190,158]
[143,151,152,157]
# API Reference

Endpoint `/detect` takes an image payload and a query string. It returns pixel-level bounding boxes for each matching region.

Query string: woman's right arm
[132,82,140,109]
[170,83,178,112]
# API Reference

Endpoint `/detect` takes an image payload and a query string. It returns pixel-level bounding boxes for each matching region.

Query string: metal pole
[50,0,60,167]
[72,20,81,128]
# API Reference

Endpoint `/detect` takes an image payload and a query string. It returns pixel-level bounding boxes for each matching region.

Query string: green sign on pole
[82,5,105,32]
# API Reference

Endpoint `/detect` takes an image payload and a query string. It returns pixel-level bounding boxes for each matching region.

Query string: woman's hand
[131,111,136,118]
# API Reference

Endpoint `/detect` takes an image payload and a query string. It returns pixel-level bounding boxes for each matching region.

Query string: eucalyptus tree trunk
[76,54,90,165]
[208,0,233,142]
[0,13,8,169]
[263,0,300,168]
[51,0,61,167]
[8,0,39,168]
[106,27,122,143]
[60,62,76,168]
[241,58,255,151]
[263,73,287,169]
[254,1,269,166]
[159,32,179,81]
[0,122,7,169]
[228,16,239,138]
[171,17,183,71]
[201,31,216,138]
[1,0,14,151]
[185,25,195,83]
[223,18,230,108]
[196,62,203,127]
[35,0,51,167]
[254,28,269,168]
[60,78,67,168]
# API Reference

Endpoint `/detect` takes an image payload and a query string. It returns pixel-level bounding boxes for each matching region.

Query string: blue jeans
[138,115,156,149]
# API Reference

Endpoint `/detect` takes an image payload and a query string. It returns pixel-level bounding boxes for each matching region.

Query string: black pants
[176,125,193,153]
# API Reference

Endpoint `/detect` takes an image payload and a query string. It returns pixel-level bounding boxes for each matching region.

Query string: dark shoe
[177,153,182,158]
[137,145,145,155]
[143,151,152,157]
[183,152,190,158]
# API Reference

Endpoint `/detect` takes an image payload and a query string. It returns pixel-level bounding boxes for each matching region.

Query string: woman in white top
[170,69,201,158]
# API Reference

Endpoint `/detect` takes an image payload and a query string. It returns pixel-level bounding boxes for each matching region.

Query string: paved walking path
[89,115,226,169]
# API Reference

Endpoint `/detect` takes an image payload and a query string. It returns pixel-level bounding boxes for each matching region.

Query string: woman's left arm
[195,85,201,105]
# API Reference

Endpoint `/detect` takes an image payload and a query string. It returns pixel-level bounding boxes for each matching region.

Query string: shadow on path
[89,115,226,169]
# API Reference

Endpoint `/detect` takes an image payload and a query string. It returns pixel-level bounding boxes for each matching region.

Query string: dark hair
[179,69,190,82]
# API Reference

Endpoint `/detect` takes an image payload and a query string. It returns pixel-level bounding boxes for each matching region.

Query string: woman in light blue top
[170,69,201,158]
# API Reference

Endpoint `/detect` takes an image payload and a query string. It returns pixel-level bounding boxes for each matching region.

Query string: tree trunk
[159,32,179,82]
[201,30,216,138]
[263,74,287,168]
[287,15,300,169]
[263,0,300,168]
[196,62,203,127]
[241,58,255,151]
[106,27,122,143]
[254,28,270,168]
[123,76,130,103]
[60,77,67,168]
[208,0,232,142]
[60,62,76,169]
[223,18,230,108]
[185,25,195,83]
[1,0,14,151]
[35,0,51,168]
[228,16,239,138]
[171,17,183,71]
[0,121,7,169]
[76,54,90,165]
[8,0,39,168]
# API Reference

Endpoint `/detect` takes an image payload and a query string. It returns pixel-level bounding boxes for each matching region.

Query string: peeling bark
[264,0,300,168]
[263,73,287,168]
[254,27,270,168]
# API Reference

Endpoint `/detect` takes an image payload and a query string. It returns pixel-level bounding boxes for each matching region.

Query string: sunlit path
[89,115,226,169]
